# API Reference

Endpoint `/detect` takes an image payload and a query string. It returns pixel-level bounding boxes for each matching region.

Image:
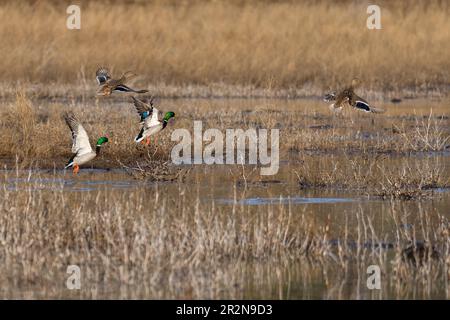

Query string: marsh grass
[0,0,449,98]
[0,93,448,297]
[0,92,448,199]
[374,157,446,199]
[0,168,448,298]
[119,158,191,182]
[1,0,449,300]
[295,155,448,199]
[0,93,176,169]
[396,110,450,152]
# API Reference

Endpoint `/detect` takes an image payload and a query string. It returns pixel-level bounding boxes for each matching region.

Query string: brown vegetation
[0,167,448,298]
[0,0,448,98]
[0,0,449,299]
[0,93,448,199]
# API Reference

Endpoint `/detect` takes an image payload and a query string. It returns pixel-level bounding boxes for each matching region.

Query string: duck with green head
[132,96,175,145]
[64,112,109,174]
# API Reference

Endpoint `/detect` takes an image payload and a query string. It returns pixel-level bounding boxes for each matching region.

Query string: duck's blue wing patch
[140,111,150,122]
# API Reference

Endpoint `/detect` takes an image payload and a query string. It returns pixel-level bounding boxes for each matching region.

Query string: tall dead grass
[0,168,448,298]
[0,92,175,168]
[295,155,448,199]
[0,93,449,171]
[0,0,448,94]
[396,110,450,151]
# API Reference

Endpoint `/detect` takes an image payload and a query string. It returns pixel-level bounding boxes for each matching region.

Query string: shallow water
[3,171,149,192]
[1,158,449,299]
[1,97,449,299]
[216,196,361,205]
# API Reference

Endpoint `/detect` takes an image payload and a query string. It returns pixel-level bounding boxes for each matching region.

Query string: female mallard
[326,78,385,113]
[64,112,109,174]
[96,67,148,96]
[323,91,348,112]
[131,96,175,145]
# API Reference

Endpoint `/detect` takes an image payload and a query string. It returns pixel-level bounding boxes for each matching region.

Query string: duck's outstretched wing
[353,96,385,113]
[64,112,93,155]
[115,84,148,94]
[354,98,371,112]
[323,91,336,102]
[96,67,111,85]
[132,96,154,121]
[134,106,160,143]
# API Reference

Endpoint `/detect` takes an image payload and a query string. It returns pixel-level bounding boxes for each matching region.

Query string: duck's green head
[96,136,109,146]
[163,111,175,122]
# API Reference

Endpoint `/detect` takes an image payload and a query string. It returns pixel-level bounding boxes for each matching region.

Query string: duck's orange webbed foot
[73,164,80,175]
[145,137,150,146]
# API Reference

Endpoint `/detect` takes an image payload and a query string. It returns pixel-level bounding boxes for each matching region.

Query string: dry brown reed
[0,0,449,300]
[0,168,448,298]
[295,155,448,199]
[0,93,448,194]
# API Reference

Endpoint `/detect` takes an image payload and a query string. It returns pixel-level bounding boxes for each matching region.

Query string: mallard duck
[131,96,175,145]
[323,91,348,112]
[64,112,109,174]
[325,78,385,113]
[96,67,148,96]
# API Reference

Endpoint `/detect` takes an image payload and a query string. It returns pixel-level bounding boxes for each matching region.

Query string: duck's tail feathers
[64,162,74,169]
[134,89,149,94]
[134,128,145,143]
[370,106,386,114]
[64,155,76,169]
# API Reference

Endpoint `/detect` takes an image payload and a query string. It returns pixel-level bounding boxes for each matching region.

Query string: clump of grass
[119,157,191,182]
[1,93,449,172]
[0,92,178,169]
[375,158,446,199]
[397,110,450,152]
[294,155,447,199]
[0,92,44,165]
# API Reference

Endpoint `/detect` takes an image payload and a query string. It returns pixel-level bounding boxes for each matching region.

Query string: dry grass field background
[0,0,449,299]
[0,0,448,97]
